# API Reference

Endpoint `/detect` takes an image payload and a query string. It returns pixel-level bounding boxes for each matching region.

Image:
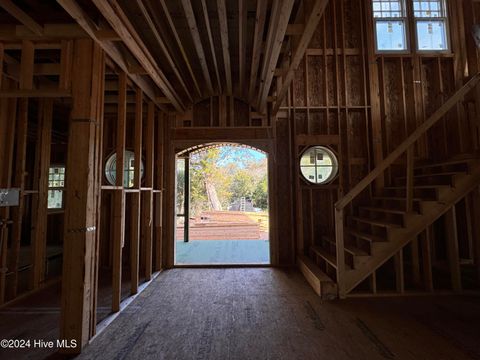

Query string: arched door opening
[174,143,270,265]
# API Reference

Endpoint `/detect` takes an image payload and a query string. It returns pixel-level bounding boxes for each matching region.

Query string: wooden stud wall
[274,0,480,293]
[0,34,166,352]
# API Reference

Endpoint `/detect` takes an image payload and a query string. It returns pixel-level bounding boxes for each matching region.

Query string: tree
[229,169,256,200]
[252,174,268,210]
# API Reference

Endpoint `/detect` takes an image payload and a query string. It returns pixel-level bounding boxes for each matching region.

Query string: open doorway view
[175,143,269,265]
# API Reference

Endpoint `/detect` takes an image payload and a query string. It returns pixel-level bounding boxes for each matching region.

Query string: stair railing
[334,73,480,298]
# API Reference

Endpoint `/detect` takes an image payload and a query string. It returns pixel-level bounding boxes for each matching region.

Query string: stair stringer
[343,160,480,294]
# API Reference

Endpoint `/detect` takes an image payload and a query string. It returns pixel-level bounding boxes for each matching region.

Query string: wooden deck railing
[334,73,480,298]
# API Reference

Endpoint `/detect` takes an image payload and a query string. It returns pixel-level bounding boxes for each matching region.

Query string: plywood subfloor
[0,270,132,360]
[175,240,270,265]
[77,268,480,360]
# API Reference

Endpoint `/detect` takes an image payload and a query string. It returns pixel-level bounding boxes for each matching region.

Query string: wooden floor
[0,271,132,360]
[74,268,480,360]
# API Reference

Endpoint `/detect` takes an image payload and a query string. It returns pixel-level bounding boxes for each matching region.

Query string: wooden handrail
[335,73,480,211]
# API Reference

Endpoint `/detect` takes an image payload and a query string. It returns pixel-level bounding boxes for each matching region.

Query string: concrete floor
[175,240,270,265]
[74,268,480,360]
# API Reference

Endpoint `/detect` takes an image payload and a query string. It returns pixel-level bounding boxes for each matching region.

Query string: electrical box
[0,188,20,207]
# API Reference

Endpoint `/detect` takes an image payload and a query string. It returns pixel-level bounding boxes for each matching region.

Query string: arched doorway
[174,143,270,265]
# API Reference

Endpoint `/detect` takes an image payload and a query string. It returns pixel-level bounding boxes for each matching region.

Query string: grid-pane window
[300,147,338,185]
[48,166,65,209]
[413,0,448,51]
[372,0,408,51]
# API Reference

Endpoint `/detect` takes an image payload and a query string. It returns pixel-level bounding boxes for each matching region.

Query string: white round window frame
[105,150,144,188]
[299,146,339,185]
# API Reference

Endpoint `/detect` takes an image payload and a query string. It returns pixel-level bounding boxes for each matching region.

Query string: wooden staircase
[298,73,480,299]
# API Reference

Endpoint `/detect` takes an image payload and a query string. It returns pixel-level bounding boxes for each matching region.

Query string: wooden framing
[158,0,202,98]
[0,0,43,35]
[136,0,193,102]
[272,0,329,114]
[112,71,127,311]
[1,2,480,355]
[60,39,105,353]
[181,0,214,95]
[200,0,222,93]
[216,0,232,95]
[31,99,53,289]
[257,0,295,112]
[248,0,268,102]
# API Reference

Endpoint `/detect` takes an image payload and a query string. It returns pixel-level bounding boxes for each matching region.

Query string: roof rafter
[238,0,247,95]
[136,0,193,102]
[257,0,295,113]
[158,0,201,99]
[248,0,268,102]
[0,0,43,35]
[56,0,167,112]
[181,0,214,95]
[89,0,185,111]
[200,0,222,93]
[217,0,232,95]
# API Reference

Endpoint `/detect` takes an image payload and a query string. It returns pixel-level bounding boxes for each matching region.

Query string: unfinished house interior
[1,0,480,359]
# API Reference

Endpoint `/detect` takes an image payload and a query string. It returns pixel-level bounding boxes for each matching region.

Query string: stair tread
[359,206,408,215]
[385,185,450,189]
[344,244,370,257]
[348,229,387,243]
[320,236,369,257]
[415,158,476,169]
[311,245,337,266]
[397,171,465,180]
[350,216,402,228]
[374,196,423,201]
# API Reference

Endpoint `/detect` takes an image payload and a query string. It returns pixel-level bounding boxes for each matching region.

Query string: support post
[31,99,53,289]
[60,39,105,353]
[112,72,127,311]
[335,207,345,298]
[445,206,462,292]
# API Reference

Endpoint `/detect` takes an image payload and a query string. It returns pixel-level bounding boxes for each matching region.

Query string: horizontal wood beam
[0,24,86,40]
[172,127,273,141]
[0,89,71,98]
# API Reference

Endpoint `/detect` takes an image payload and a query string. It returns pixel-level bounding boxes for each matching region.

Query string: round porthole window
[300,146,338,184]
[105,150,144,188]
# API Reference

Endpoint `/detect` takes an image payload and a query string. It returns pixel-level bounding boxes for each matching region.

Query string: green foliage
[176,145,269,216]
[252,174,268,209]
